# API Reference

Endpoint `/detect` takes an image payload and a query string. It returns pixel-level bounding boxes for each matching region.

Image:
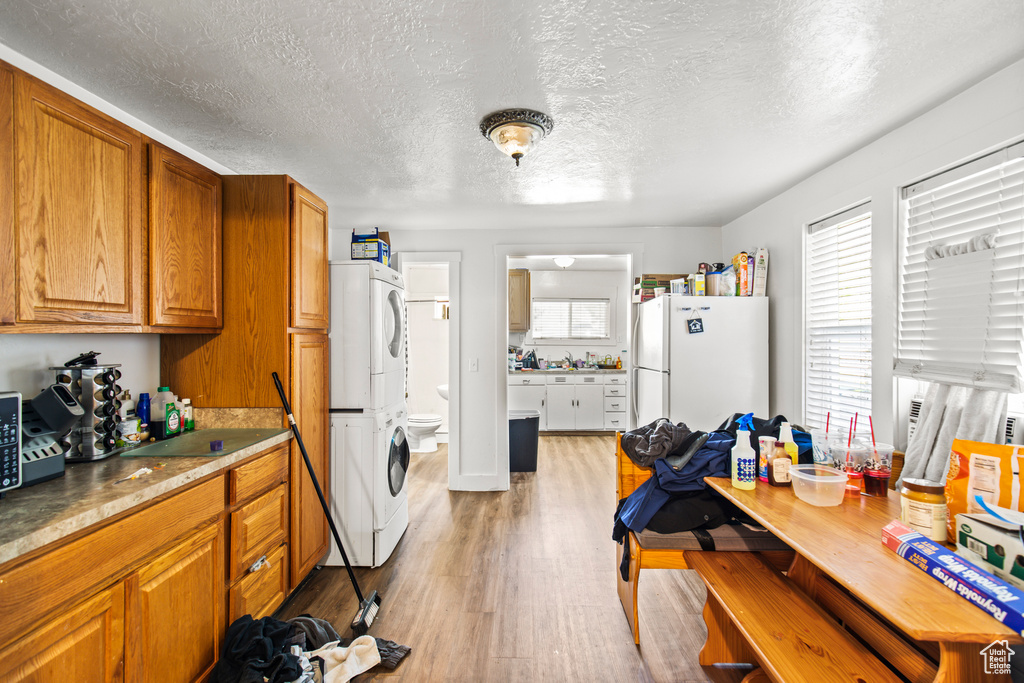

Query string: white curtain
[899,382,1008,485]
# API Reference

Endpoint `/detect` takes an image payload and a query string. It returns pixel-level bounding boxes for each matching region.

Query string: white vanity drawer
[604,384,626,397]
[604,374,627,384]
[604,413,627,430]
[604,397,627,413]
[509,375,544,386]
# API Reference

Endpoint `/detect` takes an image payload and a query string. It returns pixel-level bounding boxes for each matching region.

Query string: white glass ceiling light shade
[480,109,554,167]
[553,256,575,269]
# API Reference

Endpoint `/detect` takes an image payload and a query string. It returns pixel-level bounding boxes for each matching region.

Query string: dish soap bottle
[731,413,756,490]
[779,421,800,465]
[768,440,793,487]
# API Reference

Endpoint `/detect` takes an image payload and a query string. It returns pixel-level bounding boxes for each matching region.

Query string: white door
[508,384,547,430]
[667,297,769,431]
[575,383,605,430]
[635,368,669,426]
[546,384,576,430]
[635,295,670,371]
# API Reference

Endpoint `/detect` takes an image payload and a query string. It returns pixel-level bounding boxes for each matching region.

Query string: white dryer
[330,261,406,411]
[326,402,410,567]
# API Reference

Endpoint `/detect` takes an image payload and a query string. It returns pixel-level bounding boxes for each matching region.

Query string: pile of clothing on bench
[612,413,811,579]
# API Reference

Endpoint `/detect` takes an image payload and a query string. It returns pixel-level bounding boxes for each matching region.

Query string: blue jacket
[617,430,733,533]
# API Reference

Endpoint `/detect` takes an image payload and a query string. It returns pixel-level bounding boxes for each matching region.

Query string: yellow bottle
[779,422,799,464]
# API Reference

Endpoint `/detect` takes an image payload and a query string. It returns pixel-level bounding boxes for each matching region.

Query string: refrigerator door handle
[630,366,639,427]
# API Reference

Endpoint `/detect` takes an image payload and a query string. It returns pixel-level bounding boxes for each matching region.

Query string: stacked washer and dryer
[326,261,410,568]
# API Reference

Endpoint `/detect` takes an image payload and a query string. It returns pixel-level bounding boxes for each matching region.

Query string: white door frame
[494,243,643,490]
[395,251,462,491]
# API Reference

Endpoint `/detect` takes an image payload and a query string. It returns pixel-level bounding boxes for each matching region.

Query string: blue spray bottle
[731,413,757,490]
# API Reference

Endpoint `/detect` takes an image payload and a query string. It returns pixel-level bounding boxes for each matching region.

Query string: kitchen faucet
[564,352,574,367]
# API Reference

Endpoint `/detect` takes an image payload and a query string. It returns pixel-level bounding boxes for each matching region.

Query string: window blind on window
[805,205,872,431]
[895,142,1024,391]
[532,299,610,339]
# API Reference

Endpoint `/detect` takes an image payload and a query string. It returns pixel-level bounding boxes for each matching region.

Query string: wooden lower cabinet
[289,333,330,589]
[125,523,223,683]
[0,582,125,682]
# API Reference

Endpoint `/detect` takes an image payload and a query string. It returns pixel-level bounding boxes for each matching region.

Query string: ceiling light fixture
[480,109,554,167]
[553,256,575,269]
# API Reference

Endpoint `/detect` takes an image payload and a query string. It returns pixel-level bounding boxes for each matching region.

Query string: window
[531,298,610,339]
[895,141,1024,391]
[805,205,872,430]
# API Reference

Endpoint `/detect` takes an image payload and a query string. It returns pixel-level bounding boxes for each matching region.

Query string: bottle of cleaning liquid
[152,387,181,440]
[136,392,151,441]
[779,421,800,465]
[181,398,194,432]
[731,413,757,490]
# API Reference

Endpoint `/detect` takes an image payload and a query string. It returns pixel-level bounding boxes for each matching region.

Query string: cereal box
[946,440,1024,543]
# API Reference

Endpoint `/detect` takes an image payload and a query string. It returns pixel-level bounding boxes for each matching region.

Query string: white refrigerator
[632,295,768,432]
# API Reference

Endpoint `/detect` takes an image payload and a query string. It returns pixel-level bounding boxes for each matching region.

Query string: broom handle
[273,372,365,604]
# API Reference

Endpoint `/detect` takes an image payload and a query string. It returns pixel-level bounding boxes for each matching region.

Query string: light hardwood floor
[278,434,713,682]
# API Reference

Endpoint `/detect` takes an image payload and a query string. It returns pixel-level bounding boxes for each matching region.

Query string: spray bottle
[731,413,757,490]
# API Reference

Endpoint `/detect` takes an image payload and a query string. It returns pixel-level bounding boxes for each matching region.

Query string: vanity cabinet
[508,269,531,332]
[508,374,547,430]
[546,376,605,430]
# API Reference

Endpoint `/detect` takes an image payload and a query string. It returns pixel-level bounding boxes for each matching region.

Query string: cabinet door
[15,74,143,324]
[575,383,605,430]
[148,144,222,328]
[290,333,330,588]
[0,583,124,682]
[546,384,576,430]
[125,523,222,683]
[508,384,547,430]
[0,62,13,325]
[508,269,530,332]
[290,182,328,330]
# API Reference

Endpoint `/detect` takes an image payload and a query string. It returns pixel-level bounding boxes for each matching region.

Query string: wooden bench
[614,436,794,646]
[685,551,901,682]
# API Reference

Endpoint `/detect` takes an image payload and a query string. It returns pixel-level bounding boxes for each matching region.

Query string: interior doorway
[397,252,461,490]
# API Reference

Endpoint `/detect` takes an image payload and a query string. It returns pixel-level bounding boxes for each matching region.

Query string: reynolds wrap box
[882,520,1024,634]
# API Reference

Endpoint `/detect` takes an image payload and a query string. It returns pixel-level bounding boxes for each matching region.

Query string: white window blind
[895,141,1024,391]
[532,299,610,339]
[805,205,872,430]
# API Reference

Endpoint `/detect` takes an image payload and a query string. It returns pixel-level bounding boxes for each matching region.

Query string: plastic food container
[791,465,848,507]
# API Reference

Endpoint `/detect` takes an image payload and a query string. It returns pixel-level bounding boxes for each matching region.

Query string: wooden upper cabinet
[0,63,14,325]
[290,182,328,330]
[508,268,531,332]
[15,73,144,324]
[148,143,223,328]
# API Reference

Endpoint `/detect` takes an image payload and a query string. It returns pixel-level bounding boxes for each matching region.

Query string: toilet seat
[407,414,443,453]
[409,414,442,424]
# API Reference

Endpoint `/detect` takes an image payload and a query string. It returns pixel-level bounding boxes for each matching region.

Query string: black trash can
[509,410,541,472]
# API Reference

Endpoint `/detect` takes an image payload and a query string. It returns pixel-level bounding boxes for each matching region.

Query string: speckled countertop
[508,369,627,375]
[0,428,291,566]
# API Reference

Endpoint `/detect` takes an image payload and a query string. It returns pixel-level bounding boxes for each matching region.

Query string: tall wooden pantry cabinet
[162,176,330,589]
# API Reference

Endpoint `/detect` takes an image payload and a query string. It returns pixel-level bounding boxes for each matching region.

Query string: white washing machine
[326,402,410,567]
[330,261,406,411]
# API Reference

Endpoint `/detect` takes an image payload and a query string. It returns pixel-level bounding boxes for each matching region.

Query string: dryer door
[384,287,405,365]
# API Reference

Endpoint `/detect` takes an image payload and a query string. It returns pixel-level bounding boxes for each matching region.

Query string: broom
[272,372,381,636]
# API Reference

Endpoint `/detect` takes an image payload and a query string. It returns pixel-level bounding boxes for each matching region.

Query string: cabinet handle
[541,399,545,406]
[248,555,271,574]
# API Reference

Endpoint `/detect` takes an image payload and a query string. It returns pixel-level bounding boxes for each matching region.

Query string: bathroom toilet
[407,414,443,453]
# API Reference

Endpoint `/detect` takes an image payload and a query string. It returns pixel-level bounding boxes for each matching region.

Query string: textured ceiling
[1,0,1022,230]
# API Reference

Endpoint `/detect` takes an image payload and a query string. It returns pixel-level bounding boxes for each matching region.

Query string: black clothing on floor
[211,615,304,683]
[288,615,342,651]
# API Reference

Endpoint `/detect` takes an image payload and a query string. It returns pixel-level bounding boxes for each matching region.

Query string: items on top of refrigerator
[631,250,769,302]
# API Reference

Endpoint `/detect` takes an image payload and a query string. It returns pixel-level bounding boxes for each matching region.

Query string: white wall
[403,264,450,435]
[351,226,722,490]
[0,335,160,400]
[721,58,1024,448]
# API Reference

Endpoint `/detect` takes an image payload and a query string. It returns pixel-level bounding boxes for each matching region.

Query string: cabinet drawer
[605,374,627,384]
[230,443,289,505]
[604,397,627,413]
[508,375,544,386]
[605,413,628,430]
[229,543,288,623]
[230,484,288,580]
[604,385,626,397]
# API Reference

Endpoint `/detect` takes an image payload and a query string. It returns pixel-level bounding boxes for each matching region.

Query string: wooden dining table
[703,477,1023,683]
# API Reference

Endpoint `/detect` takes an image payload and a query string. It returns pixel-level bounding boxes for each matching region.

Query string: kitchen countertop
[508,368,626,375]
[0,428,291,565]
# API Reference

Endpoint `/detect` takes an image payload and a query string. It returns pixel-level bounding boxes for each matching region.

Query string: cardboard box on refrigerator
[751,248,768,296]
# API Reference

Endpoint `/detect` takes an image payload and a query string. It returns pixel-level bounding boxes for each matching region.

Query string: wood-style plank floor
[278,435,712,682]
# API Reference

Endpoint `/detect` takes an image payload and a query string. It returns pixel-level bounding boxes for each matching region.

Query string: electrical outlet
[469,358,479,372]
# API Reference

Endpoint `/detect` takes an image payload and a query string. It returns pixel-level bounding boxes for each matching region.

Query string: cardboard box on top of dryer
[351,228,391,265]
